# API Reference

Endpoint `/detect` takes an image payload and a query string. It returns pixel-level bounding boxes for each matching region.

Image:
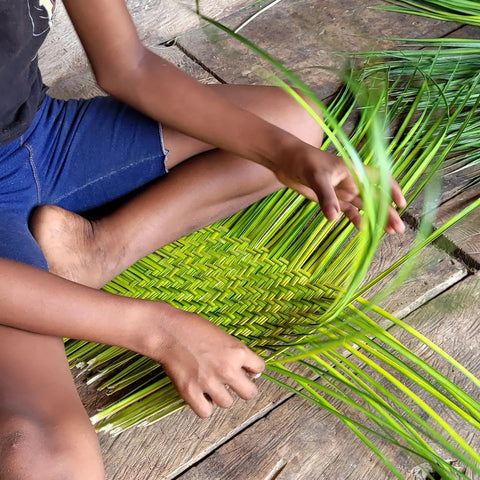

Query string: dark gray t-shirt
[0,0,56,147]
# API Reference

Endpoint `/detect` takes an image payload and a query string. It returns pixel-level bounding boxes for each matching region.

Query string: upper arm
[62,0,147,88]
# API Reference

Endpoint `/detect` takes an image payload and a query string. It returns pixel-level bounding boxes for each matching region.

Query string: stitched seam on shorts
[21,139,42,204]
[53,154,162,204]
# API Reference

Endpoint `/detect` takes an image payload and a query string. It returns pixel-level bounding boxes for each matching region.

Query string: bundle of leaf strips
[65,27,480,480]
[358,38,480,202]
[376,0,480,26]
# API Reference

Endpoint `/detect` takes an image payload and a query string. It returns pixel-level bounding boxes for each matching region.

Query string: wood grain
[42,44,217,100]
[41,46,218,100]
[434,184,480,269]
[362,230,466,319]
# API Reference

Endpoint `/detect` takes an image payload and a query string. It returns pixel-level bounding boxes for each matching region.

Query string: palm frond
[66,9,480,479]
[374,0,480,26]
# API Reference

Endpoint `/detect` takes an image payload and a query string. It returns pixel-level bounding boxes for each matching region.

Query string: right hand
[272,144,406,234]
[143,303,265,418]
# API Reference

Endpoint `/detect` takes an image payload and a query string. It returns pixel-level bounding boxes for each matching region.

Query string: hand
[144,304,265,418]
[273,144,407,234]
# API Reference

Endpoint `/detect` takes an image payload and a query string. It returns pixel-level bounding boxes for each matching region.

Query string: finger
[335,179,360,205]
[344,194,362,210]
[312,173,340,221]
[391,179,407,209]
[339,200,363,230]
[182,384,214,419]
[228,373,259,401]
[364,166,406,209]
[206,384,235,409]
[243,352,266,378]
[386,205,405,234]
[346,196,405,234]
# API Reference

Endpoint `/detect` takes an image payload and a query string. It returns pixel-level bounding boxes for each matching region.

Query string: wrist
[131,300,178,361]
[254,126,309,172]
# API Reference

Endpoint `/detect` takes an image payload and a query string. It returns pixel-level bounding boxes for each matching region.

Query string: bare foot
[30,205,119,289]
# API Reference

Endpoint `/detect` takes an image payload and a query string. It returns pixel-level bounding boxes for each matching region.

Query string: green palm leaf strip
[375,0,480,26]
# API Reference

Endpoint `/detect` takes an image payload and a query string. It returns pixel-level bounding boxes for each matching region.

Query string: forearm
[101,50,303,170]
[0,258,158,355]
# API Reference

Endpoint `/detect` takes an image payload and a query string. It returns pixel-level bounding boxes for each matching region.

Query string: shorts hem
[158,122,169,174]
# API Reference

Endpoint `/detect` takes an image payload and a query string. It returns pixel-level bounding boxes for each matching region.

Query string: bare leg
[31,85,323,288]
[0,326,105,480]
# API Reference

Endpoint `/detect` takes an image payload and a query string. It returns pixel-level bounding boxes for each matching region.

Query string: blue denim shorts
[0,95,169,270]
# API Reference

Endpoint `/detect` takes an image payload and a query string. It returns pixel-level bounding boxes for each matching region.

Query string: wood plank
[444,24,480,40]
[179,273,480,480]
[363,232,466,320]
[405,135,480,230]
[38,0,253,90]
[93,226,467,480]
[128,0,267,45]
[177,0,459,99]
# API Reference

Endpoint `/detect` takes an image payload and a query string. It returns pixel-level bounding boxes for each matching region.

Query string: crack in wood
[263,459,288,480]
[173,42,228,85]
[403,211,480,273]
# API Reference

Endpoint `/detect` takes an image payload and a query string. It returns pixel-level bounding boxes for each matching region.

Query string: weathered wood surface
[406,156,480,271]
[177,0,459,99]
[179,273,480,480]
[447,24,480,40]
[434,184,480,269]
[39,0,254,90]
[407,153,480,224]
[94,226,467,480]
[362,232,466,319]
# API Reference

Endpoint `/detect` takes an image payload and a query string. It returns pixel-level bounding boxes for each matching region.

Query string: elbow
[93,47,149,100]
[94,68,136,100]
[94,69,115,96]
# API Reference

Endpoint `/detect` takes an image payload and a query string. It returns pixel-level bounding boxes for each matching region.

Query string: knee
[273,86,325,148]
[290,88,325,147]
[0,416,105,480]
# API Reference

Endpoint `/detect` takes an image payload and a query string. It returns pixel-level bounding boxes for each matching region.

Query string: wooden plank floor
[37,0,480,479]
[39,0,255,88]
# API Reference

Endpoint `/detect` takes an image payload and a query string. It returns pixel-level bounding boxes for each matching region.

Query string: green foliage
[375,0,480,26]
